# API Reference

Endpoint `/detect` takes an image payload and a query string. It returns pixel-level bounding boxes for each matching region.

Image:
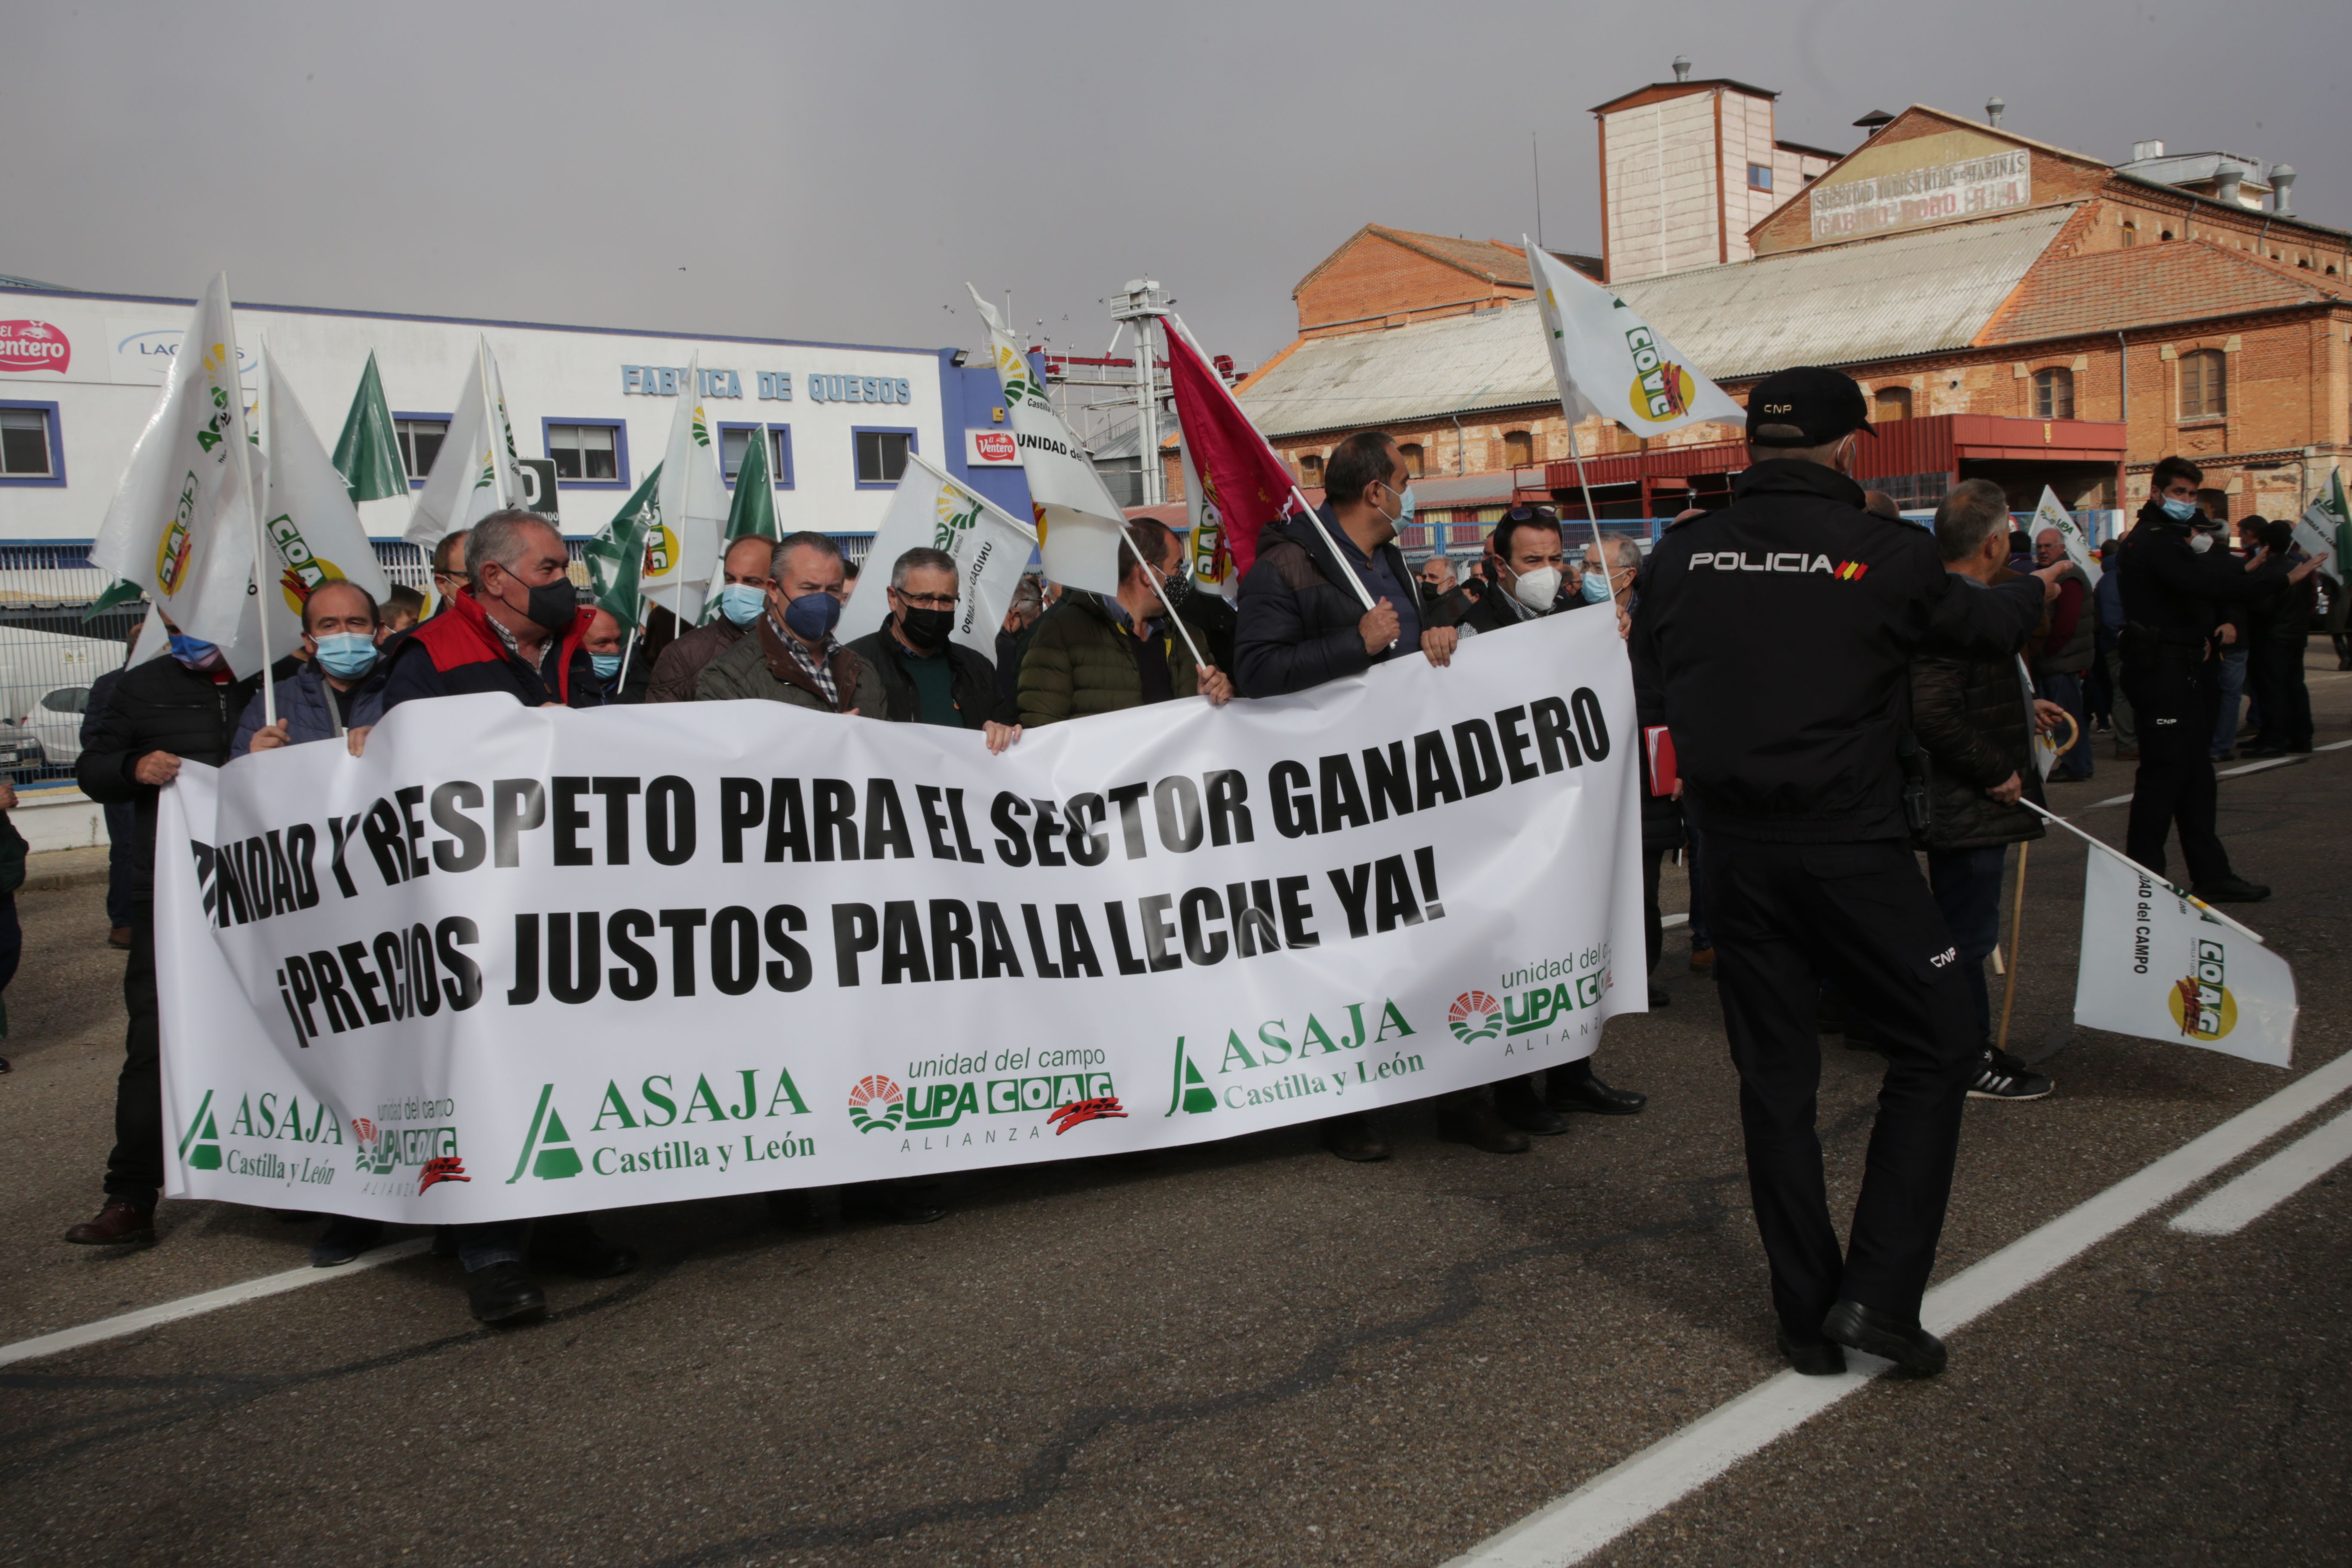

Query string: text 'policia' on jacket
[1631,459,2044,845]
[379,588,598,712]
[1234,509,1428,698]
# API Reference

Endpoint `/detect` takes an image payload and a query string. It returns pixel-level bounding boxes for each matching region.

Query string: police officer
[1631,368,2064,1378]
[2115,456,2315,900]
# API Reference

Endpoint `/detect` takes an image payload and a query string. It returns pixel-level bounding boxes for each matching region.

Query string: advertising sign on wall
[1810,150,2031,241]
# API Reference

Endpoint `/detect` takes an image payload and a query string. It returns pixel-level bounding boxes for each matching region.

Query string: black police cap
[1746,367,1876,447]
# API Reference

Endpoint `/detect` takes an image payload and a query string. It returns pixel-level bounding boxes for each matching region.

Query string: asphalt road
[3,662,2348,1568]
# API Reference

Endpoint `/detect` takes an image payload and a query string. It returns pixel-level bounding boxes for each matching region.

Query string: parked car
[0,718,43,783]
[20,684,90,772]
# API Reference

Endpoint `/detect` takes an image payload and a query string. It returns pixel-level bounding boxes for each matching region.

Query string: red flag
[1164,320,1299,585]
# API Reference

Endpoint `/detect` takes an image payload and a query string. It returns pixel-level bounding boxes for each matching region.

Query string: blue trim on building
[851,425,919,491]
[770,424,795,489]
[0,399,66,488]
[390,410,452,490]
[539,415,631,491]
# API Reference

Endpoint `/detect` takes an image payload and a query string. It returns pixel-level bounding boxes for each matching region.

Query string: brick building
[1183,81,2350,539]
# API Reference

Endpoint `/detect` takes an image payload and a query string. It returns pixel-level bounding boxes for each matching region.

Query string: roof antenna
[1985,94,2006,128]
[1672,55,1691,82]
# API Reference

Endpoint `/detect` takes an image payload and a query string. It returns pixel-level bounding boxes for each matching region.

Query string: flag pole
[480,337,511,508]
[1561,417,1610,567]
[233,297,277,729]
[1120,524,1209,673]
[1995,842,2029,1056]
[2015,798,2271,944]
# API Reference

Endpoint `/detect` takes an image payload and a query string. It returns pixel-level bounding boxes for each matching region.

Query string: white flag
[1525,239,1746,440]
[404,336,523,548]
[2072,849,2295,1068]
[837,453,1038,659]
[2030,485,2101,585]
[2291,467,2347,579]
[643,355,729,610]
[90,274,267,657]
[968,285,1126,593]
[243,345,394,655]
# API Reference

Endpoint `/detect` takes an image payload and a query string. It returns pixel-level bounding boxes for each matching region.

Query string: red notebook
[1645,726,1678,797]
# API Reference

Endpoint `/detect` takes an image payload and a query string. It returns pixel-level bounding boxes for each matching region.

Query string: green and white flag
[89,273,269,665]
[642,356,728,617]
[968,284,1125,594]
[585,464,662,628]
[722,422,779,545]
[2030,485,2101,585]
[836,452,1038,658]
[81,578,145,622]
[1525,237,1746,439]
[245,344,393,655]
[332,350,407,505]
[2293,467,2348,579]
[404,335,523,548]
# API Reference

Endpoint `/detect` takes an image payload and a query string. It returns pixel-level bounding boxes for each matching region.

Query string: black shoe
[2243,743,2290,758]
[311,1216,383,1267]
[1969,1050,2053,1101]
[1821,1299,1946,1376]
[1777,1330,1847,1377]
[1648,985,1670,1007]
[1546,1071,1648,1116]
[1319,1112,1390,1162]
[1434,1100,1531,1154]
[530,1222,639,1278]
[466,1261,547,1325]
[1492,1076,1568,1136]
[842,1182,946,1225]
[2194,876,2271,903]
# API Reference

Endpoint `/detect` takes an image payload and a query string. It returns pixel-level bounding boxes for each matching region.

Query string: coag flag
[404,336,523,548]
[90,274,269,662]
[2073,845,2295,1068]
[333,350,408,505]
[245,345,393,658]
[2293,467,2348,579]
[585,466,662,628]
[2030,485,2101,585]
[967,285,1125,593]
[837,453,1037,659]
[643,356,729,617]
[1165,313,1298,594]
[722,423,779,545]
[1525,239,1746,441]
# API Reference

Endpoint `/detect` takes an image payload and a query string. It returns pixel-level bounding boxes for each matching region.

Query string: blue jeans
[2038,671,2092,780]
[1927,845,2009,1053]
[2211,646,2250,756]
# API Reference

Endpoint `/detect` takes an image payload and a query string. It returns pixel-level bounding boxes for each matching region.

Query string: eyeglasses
[1503,504,1559,522]
[895,591,959,610]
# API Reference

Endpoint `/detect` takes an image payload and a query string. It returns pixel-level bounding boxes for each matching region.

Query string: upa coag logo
[642,521,680,576]
[1449,990,1504,1042]
[2170,939,2238,1040]
[1623,326,1694,423]
[848,1074,906,1134]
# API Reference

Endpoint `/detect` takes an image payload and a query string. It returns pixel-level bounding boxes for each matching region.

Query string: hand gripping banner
[156,609,1645,1222]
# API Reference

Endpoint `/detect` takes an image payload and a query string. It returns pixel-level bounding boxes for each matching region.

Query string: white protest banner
[404,336,523,548]
[2071,843,2295,1068]
[837,453,1038,658]
[155,609,1643,1221]
[2030,485,2101,585]
[968,285,1126,593]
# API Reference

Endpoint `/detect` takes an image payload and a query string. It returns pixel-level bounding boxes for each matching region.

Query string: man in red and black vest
[382,509,598,714]
[380,508,637,1325]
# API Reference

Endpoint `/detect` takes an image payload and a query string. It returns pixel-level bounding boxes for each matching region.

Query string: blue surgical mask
[590,651,623,679]
[1381,483,1416,527]
[313,633,378,680]
[717,582,766,626]
[781,589,842,642]
[168,634,223,671]
[1580,572,1615,604]
[2160,497,2199,522]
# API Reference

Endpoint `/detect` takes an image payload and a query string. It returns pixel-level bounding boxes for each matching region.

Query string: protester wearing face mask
[2114,456,2314,901]
[381,510,600,714]
[581,604,636,704]
[1018,522,1235,727]
[848,546,1022,752]
[66,615,263,1250]
[1578,533,1643,640]
[235,582,390,760]
[1428,505,1563,638]
[646,535,775,703]
[695,530,885,714]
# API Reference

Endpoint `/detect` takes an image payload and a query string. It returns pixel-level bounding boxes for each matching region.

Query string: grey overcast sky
[6,0,2345,368]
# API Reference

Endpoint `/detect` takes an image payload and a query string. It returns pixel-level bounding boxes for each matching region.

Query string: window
[769,426,795,489]
[719,423,796,488]
[393,416,449,483]
[1874,386,1912,422]
[853,427,915,487]
[1398,442,1425,478]
[1298,453,1324,484]
[2033,367,2075,420]
[1747,163,1773,192]
[1503,430,1534,466]
[1,404,60,481]
[546,422,620,483]
[2180,349,2226,420]
[40,686,87,714]
[2121,221,2137,248]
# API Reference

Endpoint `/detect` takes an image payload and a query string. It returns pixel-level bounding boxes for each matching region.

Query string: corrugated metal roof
[1239,208,2073,438]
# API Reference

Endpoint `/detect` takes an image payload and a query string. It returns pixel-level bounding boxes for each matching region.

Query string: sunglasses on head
[1502,504,1559,523]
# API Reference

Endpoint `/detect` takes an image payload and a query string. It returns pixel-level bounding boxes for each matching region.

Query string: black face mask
[899,606,954,650]
[496,573,578,637]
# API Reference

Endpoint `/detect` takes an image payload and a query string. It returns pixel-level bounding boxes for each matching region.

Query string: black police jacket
[1631,459,2043,844]
[76,654,263,901]
[2115,498,2289,652]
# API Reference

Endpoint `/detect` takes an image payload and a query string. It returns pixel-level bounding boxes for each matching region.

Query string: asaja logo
[178,1089,224,1170]
[1449,990,1504,1042]
[642,521,680,576]
[691,402,712,447]
[1623,326,1694,423]
[848,1074,905,1134]
[2170,939,2239,1041]
[507,1084,584,1182]
[934,484,983,551]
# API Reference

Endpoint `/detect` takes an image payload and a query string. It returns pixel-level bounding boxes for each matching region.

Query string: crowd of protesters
[48,392,2335,1339]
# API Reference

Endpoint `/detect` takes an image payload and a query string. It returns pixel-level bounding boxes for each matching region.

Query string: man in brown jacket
[695,532,885,713]
[646,535,777,702]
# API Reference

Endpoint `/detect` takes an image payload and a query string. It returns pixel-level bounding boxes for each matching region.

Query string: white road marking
[2320,738,2352,751]
[1443,1046,2352,1568]
[2215,756,2304,779]
[0,1239,432,1369]
[2169,1103,2352,1235]
[2088,791,2135,809]
[1662,913,1689,929]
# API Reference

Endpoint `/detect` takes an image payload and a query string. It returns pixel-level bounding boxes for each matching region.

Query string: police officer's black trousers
[2119,652,2233,887]
[1703,836,1981,1335]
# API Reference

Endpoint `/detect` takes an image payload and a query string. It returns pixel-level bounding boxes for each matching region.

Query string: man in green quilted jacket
[1017,521,1234,726]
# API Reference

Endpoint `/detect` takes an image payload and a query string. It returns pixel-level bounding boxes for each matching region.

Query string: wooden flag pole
[1995,842,2029,1057]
